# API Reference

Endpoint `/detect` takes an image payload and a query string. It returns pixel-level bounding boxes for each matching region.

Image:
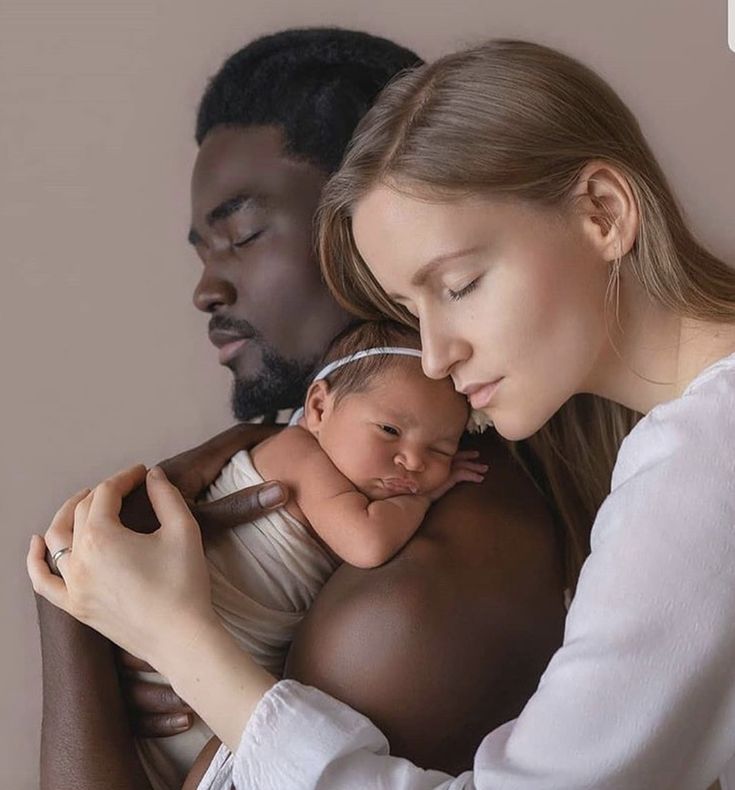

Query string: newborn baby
[137,320,486,789]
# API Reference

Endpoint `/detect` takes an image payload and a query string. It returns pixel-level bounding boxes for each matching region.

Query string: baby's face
[314,362,469,500]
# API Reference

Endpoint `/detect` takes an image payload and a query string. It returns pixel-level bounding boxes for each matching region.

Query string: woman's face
[351,184,612,440]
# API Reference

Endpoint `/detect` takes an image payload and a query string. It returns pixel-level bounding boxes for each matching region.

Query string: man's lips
[209,330,254,365]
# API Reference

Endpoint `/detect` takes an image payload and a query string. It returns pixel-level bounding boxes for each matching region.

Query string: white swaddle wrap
[136,449,341,790]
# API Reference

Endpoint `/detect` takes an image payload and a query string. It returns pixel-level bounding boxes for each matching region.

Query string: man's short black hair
[195,27,423,173]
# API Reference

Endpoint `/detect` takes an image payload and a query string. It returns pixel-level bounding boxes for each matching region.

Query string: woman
[29,39,735,788]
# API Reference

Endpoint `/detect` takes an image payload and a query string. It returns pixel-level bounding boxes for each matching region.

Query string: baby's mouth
[381,477,419,495]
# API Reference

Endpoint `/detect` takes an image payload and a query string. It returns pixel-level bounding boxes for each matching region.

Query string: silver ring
[51,546,72,574]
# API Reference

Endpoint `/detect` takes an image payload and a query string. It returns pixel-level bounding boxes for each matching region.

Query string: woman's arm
[34,424,285,789]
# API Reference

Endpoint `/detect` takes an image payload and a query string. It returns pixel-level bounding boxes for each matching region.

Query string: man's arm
[35,598,153,790]
[284,430,567,775]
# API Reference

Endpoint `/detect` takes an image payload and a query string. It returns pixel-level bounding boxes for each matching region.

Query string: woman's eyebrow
[387,246,483,299]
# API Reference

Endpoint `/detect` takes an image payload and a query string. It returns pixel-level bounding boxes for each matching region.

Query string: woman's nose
[419,314,461,380]
[192,262,237,313]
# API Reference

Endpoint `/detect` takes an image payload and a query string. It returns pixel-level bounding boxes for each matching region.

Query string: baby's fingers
[452,468,486,484]
[454,449,481,460]
[454,459,489,474]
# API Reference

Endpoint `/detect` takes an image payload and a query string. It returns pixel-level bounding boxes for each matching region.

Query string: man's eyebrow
[386,246,483,298]
[187,193,267,246]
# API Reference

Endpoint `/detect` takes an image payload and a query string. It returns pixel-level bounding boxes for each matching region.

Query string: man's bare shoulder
[285,433,566,771]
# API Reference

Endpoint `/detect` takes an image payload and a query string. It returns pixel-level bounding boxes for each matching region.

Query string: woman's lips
[217,338,249,365]
[467,379,503,409]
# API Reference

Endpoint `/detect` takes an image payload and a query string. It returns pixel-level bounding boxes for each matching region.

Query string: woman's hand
[28,465,217,671]
[425,449,488,502]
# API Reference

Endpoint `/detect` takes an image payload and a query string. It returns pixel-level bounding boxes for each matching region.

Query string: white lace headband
[288,346,491,434]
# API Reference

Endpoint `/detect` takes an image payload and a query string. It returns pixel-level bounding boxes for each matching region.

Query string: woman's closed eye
[447,276,480,302]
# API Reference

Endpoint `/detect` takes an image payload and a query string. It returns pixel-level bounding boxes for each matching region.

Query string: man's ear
[303,380,332,434]
[572,161,639,262]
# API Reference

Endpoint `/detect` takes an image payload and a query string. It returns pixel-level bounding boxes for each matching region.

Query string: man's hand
[117,649,195,738]
[119,422,287,534]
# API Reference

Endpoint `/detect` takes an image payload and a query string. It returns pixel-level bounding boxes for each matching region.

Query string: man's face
[189,124,350,420]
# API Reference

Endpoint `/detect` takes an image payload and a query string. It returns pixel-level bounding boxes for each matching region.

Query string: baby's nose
[395,451,425,473]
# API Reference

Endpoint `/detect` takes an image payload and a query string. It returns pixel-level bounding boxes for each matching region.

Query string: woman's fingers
[87,464,148,527]
[145,467,198,533]
[27,534,68,609]
[193,481,289,532]
[44,487,91,551]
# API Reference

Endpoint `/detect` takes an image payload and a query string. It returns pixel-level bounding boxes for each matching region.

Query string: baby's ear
[303,380,332,433]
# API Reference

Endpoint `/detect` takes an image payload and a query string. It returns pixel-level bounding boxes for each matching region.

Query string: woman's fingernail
[148,466,164,479]
[172,714,190,730]
[258,482,287,509]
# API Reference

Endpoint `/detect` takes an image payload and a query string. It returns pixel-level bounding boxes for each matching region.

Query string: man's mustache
[208,315,260,340]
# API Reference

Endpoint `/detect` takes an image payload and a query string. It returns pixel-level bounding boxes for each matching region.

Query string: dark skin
[36,124,567,787]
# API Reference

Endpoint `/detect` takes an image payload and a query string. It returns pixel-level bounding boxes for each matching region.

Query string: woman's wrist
[158,614,277,752]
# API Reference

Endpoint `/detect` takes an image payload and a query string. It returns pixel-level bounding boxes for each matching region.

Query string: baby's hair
[317,320,423,407]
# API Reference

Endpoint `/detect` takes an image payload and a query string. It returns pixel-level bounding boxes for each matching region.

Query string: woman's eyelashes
[233,229,265,249]
[446,276,480,302]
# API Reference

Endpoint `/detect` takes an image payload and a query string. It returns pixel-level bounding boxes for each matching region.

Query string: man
[36,28,566,789]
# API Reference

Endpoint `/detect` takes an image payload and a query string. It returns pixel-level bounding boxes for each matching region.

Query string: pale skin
[29,161,735,772]
[254,361,486,569]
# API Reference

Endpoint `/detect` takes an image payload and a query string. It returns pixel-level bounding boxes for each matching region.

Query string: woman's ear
[573,161,639,262]
[303,380,332,434]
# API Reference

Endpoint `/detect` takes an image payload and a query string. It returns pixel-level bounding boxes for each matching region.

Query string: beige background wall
[1,0,733,786]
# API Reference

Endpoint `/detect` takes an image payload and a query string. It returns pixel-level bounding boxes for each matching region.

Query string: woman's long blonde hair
[316,39,735,594]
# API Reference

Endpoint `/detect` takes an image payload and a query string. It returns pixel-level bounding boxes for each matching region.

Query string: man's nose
[192,261,237,313]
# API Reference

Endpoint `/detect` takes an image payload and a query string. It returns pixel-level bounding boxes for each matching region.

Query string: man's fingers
[161,423,284,498]
[194,482,289,532]
[116,647,156,673]
[122,678,192,715]
[88,465,148,525]
[27,535,68,609]
[132,712,194,739]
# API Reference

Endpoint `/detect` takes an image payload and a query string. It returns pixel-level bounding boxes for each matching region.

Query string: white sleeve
[211,371,735,790]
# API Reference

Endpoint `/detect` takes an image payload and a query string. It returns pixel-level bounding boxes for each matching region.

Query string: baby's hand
[425,450,488,503]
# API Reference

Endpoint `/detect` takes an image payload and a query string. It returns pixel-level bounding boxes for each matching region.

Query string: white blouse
[198,353,735,790]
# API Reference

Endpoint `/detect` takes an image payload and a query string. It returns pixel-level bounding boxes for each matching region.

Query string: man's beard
[231,344,318,422]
